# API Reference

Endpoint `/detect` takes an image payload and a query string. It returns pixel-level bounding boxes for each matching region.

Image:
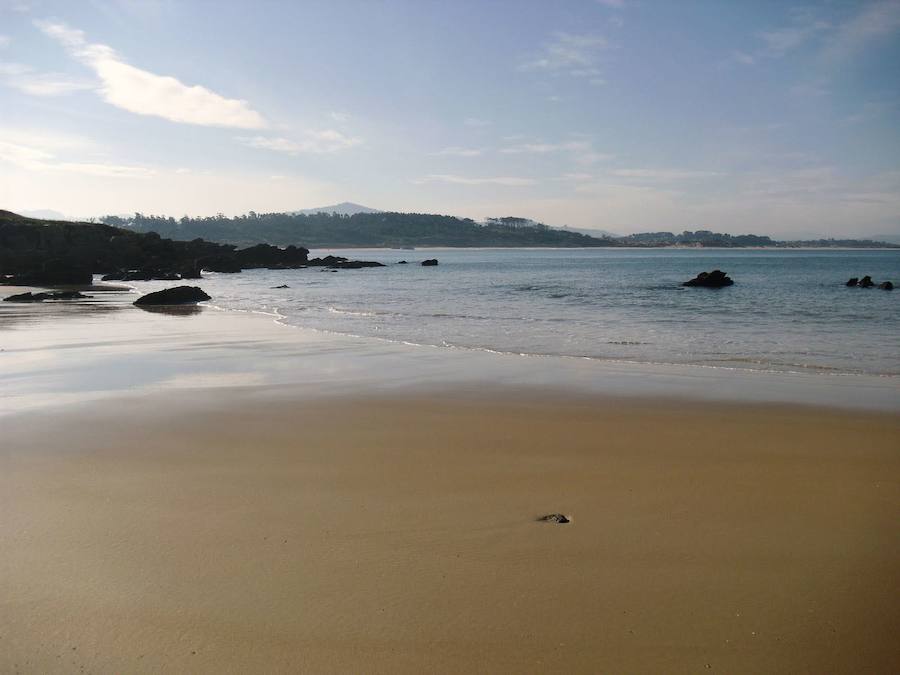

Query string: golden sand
[2,391,898,674]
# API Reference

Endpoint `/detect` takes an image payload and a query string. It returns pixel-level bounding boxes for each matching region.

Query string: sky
[1,0,899,237]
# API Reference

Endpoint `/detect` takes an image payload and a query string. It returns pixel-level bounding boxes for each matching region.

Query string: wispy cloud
[824,0,900,60]
[0,35,10,48]
[35,19,266,128]
[0,61,94,96]
[734,9,829,65]
[500,138,613,165]
[609,168,722,180]
[521,32,612,77]
[330,111,351,123]
[432,146,483,157]
[236,129,361,155]
[0,128,155,178]
[414,174,535,187]
[463,117,491,127]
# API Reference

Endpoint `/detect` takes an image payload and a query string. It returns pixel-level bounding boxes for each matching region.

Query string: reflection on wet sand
[134,304,205,317]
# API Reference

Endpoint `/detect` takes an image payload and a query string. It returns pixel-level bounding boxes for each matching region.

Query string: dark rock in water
[879,281,894,290]
[859,275,874,288]
[683,270,733,287]
[307,254,384,269]
[308,254,347,267]
[328,260,385,269]
[271,284,290,289]
[397,260,408,264]
[537,513,570,524]
[133,286,211,306]
[421,258,439,266]
[846,277,859,287]
[4,290,91,302]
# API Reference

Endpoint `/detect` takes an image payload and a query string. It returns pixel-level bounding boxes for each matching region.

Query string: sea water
[191,248,899,377]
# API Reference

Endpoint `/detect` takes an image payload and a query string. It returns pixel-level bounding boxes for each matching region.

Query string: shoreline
[2,284,899,416]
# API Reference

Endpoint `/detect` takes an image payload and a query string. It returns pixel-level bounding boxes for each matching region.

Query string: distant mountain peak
[290,202,381,216]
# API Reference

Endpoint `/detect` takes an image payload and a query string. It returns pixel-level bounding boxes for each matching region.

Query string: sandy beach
[2,294,899,674]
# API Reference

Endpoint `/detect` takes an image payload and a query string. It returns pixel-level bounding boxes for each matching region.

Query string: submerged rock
[133,286,211,306]
[271,284,290,289]
[537,513,571,524]
[879,281,894,290]
[421,258,439,266]
[397,260,408,264]
[4,290,90,302]
[683,270,734,287]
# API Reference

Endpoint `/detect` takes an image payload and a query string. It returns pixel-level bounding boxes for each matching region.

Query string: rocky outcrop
[235,243,309,269]
[101,269,180,282]
[879,281,894,290]
[683,270,734,287]
[846,277,858,287]
[421,258,439,266]
[859,275,875,288]
[4,290,91,302]
[537,513,571,524]
[2,259,94,286]
[133,286,211,306]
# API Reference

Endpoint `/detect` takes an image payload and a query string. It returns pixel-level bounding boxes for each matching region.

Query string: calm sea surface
[194,248,900,377]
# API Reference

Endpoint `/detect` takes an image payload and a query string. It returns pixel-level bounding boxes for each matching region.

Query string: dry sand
[2,390,899,674]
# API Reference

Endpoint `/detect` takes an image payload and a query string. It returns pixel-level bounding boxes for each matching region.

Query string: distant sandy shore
[2,292,899,673]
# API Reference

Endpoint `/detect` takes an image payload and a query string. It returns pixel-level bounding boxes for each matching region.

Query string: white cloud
[432,146,483,157]
[415,174,535,187]
[35,19,266,128]
[236,129,362,155]
[0,35,10,47]
[330,111,351,122]
[464,117,491,127]
[824,0,900,60]
[0,61,94,96]
[521,32,612,77]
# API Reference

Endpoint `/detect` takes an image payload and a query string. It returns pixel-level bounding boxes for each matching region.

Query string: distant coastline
[99,211,900,250]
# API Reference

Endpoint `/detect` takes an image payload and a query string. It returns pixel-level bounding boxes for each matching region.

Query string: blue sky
[1,0,899,236]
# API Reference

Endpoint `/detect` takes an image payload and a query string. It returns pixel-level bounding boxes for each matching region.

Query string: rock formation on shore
[133,286,211,306]
[3,290,91,302]
[0,210,383,286]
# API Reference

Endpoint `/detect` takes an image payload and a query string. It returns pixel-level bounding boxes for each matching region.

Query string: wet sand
[2,295,899,673]
[3,390,899,674]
